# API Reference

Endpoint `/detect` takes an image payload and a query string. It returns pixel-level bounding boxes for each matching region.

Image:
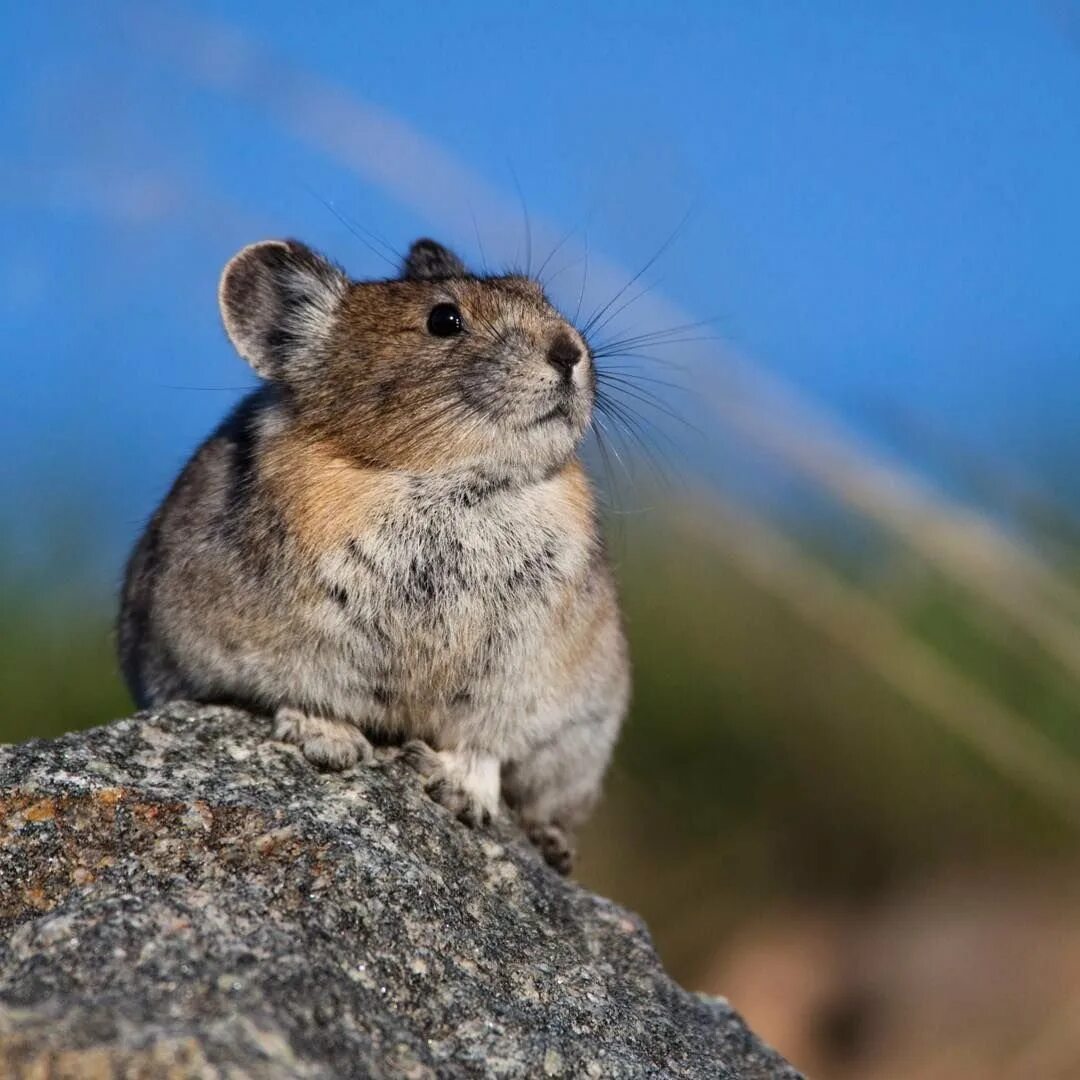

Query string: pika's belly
[305,526,577,743]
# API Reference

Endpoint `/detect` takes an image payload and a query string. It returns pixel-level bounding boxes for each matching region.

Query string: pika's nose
[546,333,583,378]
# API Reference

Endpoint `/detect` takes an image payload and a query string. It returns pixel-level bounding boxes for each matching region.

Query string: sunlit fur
[119,238,630,873]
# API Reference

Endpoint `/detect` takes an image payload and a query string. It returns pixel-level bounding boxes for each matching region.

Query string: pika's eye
[426,302,463,337]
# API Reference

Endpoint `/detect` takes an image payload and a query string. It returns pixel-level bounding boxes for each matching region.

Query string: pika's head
[219,237,593,481]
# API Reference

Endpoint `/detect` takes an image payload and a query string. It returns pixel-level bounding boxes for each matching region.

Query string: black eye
[427,302,463,337]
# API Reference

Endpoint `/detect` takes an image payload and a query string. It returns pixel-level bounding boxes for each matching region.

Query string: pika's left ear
[401,238,467,282]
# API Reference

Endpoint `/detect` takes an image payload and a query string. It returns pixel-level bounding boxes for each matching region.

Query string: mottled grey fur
[119,238,629,871]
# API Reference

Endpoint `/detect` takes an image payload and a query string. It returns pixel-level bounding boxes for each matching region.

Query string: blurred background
[4,3,1080,1075]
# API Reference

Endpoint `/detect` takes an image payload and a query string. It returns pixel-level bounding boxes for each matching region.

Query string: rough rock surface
[0,704,800,1079]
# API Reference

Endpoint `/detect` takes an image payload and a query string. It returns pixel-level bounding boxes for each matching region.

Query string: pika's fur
[118,237,629,872]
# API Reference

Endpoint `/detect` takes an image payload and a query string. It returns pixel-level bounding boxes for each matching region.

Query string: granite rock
[0,704,800,1079]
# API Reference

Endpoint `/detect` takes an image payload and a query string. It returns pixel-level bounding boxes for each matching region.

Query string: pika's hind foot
[274,708,375,771]
[525,823,575,875]
[401,740,499,827]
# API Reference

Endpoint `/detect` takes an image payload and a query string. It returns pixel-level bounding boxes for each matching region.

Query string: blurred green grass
[0,567,130,745]
[579,505,1080,985]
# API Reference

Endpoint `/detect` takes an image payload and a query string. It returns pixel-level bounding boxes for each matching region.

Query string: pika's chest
[318,489,589,652]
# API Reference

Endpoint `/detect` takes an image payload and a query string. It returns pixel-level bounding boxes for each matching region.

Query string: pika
[118,237,629,872]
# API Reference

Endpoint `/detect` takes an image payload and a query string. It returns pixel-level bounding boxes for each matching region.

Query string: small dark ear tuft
[219,240,347,379]
[402,238,467,282]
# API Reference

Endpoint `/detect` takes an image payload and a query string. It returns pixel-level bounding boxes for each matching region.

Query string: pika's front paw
[401,740,499,827]
[274,708,376,771]
[526,823,575,876]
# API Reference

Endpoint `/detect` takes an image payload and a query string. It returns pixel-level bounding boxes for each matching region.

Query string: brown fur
[260,436,399,553]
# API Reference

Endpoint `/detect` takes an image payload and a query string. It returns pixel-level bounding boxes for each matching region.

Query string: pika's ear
[218,240,348,379]
[401,238,467,282]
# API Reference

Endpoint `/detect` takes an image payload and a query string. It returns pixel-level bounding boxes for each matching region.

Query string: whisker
[303,185,400,273]
[469,205,490,276]
[594,368,691,394]
[597,389,680,452]
[596,377,702,434]
[590,412,631,484]
[535,223,580,285]
[541,258,588,293]
[587,279,665,341]
[509,163,533,278]
[160,383,256,392]
[590,319,722,354]
[573,239,590,328]
[579,208,693,338]
[596,390,680,475]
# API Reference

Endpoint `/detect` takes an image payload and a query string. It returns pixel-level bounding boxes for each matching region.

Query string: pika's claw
[274,708,376,771]
[400,740,499,828]
[526,823,575,875]
[424,777,492,826]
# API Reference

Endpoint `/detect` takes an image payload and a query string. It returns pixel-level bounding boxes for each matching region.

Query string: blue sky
[3,1,1080,574]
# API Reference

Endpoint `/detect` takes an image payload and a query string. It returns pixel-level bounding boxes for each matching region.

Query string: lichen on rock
[0,703,800,1078]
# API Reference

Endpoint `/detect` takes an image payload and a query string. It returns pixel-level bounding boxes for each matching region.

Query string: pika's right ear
[218,240,348,379]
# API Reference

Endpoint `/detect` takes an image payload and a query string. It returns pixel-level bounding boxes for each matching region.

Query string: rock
[0,704,800,1079]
